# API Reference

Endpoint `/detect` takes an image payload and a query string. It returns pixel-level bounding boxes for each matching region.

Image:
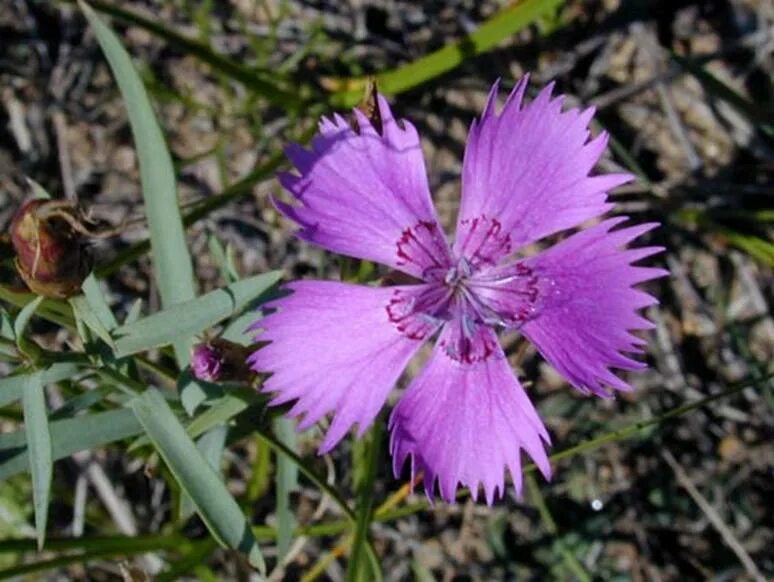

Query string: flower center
[387,222,541,363]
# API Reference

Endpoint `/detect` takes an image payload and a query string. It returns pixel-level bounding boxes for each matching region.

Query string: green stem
[347,422,383,582]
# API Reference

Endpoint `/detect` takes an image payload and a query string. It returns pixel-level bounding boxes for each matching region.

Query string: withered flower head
[10,199,93,299]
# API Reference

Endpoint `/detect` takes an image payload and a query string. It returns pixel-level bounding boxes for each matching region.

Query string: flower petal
[454,77,633,255]
[521,217,668,397]
[249,281,437,452]
[389,325,551,505]
[276,96,452,277]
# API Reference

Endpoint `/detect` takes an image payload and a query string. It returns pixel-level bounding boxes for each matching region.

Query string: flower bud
[191,338,255,383]
[10,199,92,299]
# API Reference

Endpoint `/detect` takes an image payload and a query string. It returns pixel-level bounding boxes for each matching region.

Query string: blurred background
[0,0,772,579]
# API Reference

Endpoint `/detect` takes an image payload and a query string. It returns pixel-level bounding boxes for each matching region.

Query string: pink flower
[249,77,667,504]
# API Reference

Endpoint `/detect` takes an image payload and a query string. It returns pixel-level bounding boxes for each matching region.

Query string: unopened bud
[10,199,92,299]
[191,338,255,383]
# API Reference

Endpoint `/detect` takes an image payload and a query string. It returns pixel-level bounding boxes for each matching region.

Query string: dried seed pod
[191,338,256,384]
[10,199,93,299]
[349,77,383,135]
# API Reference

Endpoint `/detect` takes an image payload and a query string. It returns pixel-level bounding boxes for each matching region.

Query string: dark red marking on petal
[456,215,512,270]
[396,221,452,281]
[386,286,448,340]
[440,317,498,363]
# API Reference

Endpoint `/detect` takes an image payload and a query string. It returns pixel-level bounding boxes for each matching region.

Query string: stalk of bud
[191,338,256,384]
[10,199,93,299]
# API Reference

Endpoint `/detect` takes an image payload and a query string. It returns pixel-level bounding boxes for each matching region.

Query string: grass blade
[347,422,382,582]
[70,295,116,349]
[180,425,229,521]
[21,371,52,550]
[80,0,196,367]
[274,417,298,561]
[130,389,265,573]
[81,274,119,331]
[13,295,44,343]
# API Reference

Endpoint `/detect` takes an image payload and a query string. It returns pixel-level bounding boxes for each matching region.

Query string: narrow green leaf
[180,425,229,521]
[208,235,240,284]
[80,0,196,366]
[246,436,271,503]
[130,389,265,573]
[0,409,142,481]
[70,296,116,349]
[81,274,119,331]
[274,417,297,561]
[128,392,253,452]
[330,0,563,105]
[124,298,143,325]
[720,229,774,267]
[187,395,251,439]
[24,178,52,200]
[21,371,52,550]
[0,363,82,408]
[1,308,14,340]
[13,296,44,343]
[113,271,281,357]
[13,296,45,361]
[0,286,74,330]
[347,422,382,582]
[50,384,114,420]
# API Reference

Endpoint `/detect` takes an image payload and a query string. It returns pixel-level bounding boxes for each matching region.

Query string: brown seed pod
[10,199,93,299]
[349,77,383,136]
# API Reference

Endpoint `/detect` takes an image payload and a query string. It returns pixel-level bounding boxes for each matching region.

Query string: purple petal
[521,217,668,397]
[276,96,452,278]
[248,281,437,452]
[454,77,633,255]
[389,325,551,505]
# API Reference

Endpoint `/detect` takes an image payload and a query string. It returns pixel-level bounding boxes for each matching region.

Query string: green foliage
[21,372,51,550]
[130,389,265,573]
[112,271,281,358]
[80,0,197,368]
